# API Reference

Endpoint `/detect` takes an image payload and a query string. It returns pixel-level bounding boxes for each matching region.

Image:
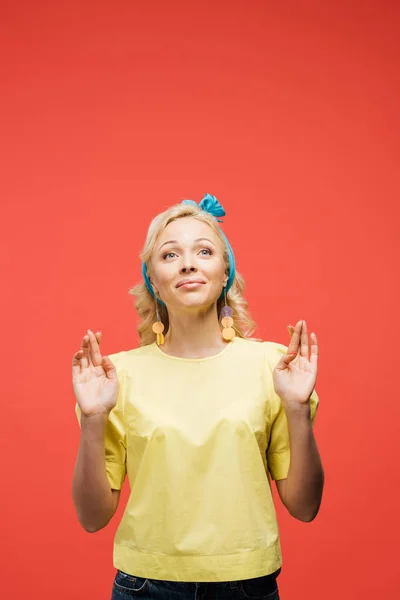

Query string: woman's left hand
[272,320,318,413]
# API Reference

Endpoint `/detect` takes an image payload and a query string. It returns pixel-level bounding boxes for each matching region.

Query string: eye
[162,248,213,260]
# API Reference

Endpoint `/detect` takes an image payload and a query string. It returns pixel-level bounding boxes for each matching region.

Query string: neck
[161,305,227,358]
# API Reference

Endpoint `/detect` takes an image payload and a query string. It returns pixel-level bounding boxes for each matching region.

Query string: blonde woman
[72,194,324,600]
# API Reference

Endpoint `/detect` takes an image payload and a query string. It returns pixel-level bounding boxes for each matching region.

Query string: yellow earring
[221,286,235,341]
[152,297,165,345]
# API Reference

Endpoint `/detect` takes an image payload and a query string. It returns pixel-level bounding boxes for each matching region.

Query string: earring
[221,286,235,341]
[152,297,165,345]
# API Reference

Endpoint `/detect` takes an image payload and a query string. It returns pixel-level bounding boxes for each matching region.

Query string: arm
[271,320,324,522]
[72,413,120,533]
[275,404,324,522]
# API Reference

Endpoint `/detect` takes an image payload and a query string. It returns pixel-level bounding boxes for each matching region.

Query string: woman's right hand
[72,330,119,417]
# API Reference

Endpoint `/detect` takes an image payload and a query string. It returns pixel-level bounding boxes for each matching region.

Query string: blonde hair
[129,202,261,346]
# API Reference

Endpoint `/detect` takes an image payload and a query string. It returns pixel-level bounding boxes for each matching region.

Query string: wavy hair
[129,202,261,346]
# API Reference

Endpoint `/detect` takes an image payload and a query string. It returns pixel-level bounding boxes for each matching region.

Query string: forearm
[72,413,114,533]
[283,404,324,522]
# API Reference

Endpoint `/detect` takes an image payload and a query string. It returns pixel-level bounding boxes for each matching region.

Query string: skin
[148,217,229,358]
[274,320,324,520]
[73,330,121,528]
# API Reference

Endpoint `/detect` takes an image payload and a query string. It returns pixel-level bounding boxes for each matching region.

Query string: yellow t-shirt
[75,336,319,582]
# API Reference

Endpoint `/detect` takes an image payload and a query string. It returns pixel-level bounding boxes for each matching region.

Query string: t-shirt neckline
[151,337,236,362]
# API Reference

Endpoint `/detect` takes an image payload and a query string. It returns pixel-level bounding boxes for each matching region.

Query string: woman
[72,193,324,600]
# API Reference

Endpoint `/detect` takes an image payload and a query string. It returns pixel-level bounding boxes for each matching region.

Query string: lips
[176,279,206,288]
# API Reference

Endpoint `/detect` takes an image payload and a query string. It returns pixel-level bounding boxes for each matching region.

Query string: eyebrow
[158,237,216,252]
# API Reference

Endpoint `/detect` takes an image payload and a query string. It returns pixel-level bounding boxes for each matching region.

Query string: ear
[148,275,158,295]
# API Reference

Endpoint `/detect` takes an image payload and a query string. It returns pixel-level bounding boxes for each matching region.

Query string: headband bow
[142,193,236,306]
[181,193,225,222]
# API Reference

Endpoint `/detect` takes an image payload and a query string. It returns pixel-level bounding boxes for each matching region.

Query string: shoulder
[262,340,289,367]
[238,337,288,356]
[107,344,157,375]
[234,337,289,367]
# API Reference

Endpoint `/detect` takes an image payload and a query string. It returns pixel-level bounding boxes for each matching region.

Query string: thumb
[102,356,117,380]
[275,351,297,370]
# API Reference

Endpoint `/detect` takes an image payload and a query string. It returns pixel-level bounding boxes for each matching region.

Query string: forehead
[158,217,219,244]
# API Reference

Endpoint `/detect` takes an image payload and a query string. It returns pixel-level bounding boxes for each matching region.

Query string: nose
[181,265,197,273]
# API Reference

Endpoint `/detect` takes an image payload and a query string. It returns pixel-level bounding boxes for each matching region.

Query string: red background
[1,1,399,598]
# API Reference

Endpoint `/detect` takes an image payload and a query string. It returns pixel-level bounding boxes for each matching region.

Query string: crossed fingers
[73,330,102,368]
[287,320,318,360]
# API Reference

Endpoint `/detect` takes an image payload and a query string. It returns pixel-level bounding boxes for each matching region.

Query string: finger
[287,325,294,336]
[310,331,318,368]
[275,352,297,371]
[72,349,88,375]
[287,320,302,354]
[300,320,309,358]
[80,331,101,367]
[79,346,89,369]
[87,329,102,367]
[72,350,83,375]
[102,355,118,380]
[80,333,93,367]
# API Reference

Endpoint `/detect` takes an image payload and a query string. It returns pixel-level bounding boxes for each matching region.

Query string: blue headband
[142,193,236,307]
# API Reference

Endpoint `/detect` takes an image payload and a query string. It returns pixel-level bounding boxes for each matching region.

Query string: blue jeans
[111,569,281,600]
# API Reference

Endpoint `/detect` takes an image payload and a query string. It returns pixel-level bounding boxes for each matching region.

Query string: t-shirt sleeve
[264,342,319,481]
[74,354,127,490]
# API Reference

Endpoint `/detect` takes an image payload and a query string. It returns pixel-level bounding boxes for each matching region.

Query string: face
[149,218,228,310]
